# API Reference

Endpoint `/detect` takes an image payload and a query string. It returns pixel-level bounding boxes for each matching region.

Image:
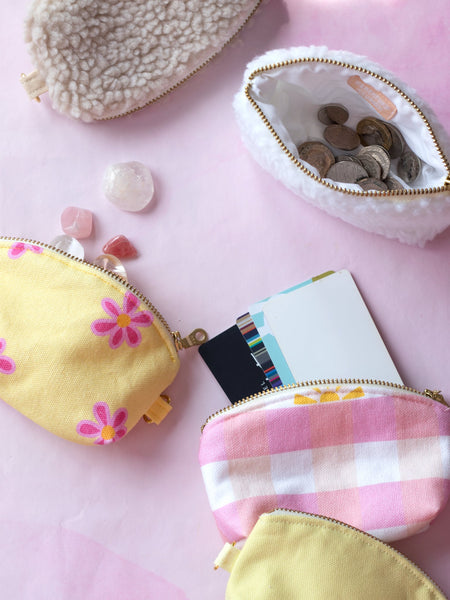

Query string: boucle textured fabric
[24,0,261,121]
[233,46,450,246]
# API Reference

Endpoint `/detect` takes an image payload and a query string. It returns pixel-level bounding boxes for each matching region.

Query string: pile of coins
[297,104,422,191]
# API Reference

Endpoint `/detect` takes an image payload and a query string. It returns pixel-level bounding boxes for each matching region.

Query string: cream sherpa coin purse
[233,46,450,246]
[21,0,262,121]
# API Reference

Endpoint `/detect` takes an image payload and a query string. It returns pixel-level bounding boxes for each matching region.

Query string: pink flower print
[77,402,128,445]
[0,339,15,374]
[8,242,43,259]
[91,291,154,349]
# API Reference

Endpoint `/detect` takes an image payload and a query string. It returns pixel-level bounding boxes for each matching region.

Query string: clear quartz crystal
[103,161,154,212]
[50,235,85,260]
[94,254,127,280]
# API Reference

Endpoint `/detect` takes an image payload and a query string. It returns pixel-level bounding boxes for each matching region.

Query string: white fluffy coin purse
[233,46,450,246]
[21,0,261,122]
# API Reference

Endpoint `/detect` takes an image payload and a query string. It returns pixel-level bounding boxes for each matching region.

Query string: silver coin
[357,155,382,179]
[326,161,368,183]
[336,155,363,165]
[318,104,349,125]
[358,178,388,192]
[384,175,404,190]
[397,149,421,183]
[384,123,405,159]
[357,145,390,179]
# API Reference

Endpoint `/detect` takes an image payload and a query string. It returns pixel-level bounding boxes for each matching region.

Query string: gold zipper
[0,236,206,352]
[267,509,446,597]
[22,1,263,119]
[97,0,263,121]
[201,378,448,432]
[245,57,450,198]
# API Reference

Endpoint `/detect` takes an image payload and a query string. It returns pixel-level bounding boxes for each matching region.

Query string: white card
[262,270,402,384]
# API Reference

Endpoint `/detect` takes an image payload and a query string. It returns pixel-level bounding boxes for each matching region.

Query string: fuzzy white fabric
[233,46,450,246]
[25,0,260,121]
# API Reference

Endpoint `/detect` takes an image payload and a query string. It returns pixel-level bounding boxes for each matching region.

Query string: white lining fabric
[233,46,450,245]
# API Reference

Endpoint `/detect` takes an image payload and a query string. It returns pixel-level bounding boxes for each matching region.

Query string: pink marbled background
[0,0,449,598]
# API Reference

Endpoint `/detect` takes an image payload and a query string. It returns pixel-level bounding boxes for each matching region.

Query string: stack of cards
[199,270,402,403]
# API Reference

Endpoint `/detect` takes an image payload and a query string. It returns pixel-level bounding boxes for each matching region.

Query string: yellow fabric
[214,543,241,573]
[0,240,180,444]
[224,512,446,599]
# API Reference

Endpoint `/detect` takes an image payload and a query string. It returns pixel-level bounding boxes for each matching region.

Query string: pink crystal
[61,207,93,239]
[102,235,138,259]
[103,162,154,212]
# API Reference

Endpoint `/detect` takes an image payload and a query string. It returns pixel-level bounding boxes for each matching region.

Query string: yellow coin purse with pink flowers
[0,237,206,445]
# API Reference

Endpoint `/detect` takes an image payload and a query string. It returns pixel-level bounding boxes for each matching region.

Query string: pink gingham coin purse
[199,381,449,543]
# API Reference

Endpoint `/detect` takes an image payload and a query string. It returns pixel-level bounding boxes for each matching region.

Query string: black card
[198,325,272,404]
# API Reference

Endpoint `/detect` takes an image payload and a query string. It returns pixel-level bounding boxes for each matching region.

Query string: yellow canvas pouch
[215,510,447,599]
[0,237,206,445]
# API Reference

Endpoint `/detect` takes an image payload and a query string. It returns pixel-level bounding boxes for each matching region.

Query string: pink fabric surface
[200,390,449,544]
[1,0,449,598]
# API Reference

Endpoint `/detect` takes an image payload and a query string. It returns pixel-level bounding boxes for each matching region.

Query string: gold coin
[297,141,335,178]
[356,117,392,151]
[323,124,360,151]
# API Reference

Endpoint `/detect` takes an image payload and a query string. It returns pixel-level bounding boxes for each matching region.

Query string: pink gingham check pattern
[199,384,450,543]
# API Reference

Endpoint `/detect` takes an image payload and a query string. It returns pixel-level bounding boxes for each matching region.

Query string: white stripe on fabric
[270,448,316,495]
[201,460,235,511]
[354,440,400,487]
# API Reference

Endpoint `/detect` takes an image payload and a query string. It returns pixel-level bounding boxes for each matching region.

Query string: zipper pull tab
[445,176,450,189]
[172,328,208,351]
[20,71,48,103]
[423,389,449,407]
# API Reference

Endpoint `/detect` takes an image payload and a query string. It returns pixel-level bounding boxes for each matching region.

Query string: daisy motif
[0,338,16,375]
[8,242,43,259]
[294,385,365,405]
[91,291,154,349]
[76,402,128,445]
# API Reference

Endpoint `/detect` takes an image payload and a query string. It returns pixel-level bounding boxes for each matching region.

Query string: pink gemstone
[102,235,138,259]
[61,207,93,239]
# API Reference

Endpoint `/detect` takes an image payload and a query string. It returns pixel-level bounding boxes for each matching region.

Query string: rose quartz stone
[103,162,154,212]
[102,235,138,259]
[61,207,93,239]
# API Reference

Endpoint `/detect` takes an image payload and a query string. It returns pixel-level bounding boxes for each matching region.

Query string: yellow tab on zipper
[245,57,450,198]
[201,378,448,433]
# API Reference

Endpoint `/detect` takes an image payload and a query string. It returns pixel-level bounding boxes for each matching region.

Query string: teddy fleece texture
[233,46,450,246]
[25,0,260,121]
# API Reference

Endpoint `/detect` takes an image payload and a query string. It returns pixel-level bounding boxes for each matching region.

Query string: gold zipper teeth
[0,236,173,340]
[269,509,446,596]
[98,0,263,121]
[201,378,446,432]
[245,57,450,198]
